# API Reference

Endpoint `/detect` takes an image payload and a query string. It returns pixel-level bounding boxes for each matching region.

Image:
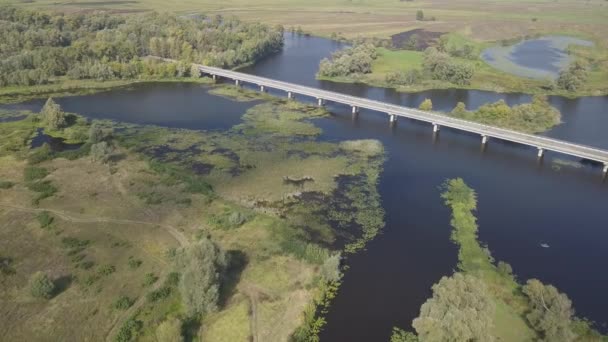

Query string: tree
[89,123,108,143]
[41,97,67,130]
[412,273,495,342]
[176,237,227,316]
[155,317,183,342]
[416,10,424,21]
[419,98,433,111]
[451,102,468,116]
[522,279,575,342]
[90,141,113,163]
[29,271,55,299]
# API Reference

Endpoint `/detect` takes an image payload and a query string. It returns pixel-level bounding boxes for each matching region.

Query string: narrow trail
[0,203,190,341]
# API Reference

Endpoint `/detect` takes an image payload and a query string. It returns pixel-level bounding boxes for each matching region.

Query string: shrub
[36,211,54,228]
[23,166,49,182]
[29,271,55,299]
[98,264,116,276]
[385,69,422,86]
[28,143,54,164]
[142,272,159,287]
[0,180,14,189]
[26,180,58,204]
[127,257,142,269]
[146,286,172,302]
[115,318,142,342]
[113,295,135,310]
[320,253,342,282]
[90,141,113,163]
[418,98,433,111]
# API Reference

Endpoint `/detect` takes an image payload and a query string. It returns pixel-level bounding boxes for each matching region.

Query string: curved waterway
[5,34,608,339]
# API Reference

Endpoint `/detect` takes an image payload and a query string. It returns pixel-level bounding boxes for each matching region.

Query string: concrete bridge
[198,64,608,175]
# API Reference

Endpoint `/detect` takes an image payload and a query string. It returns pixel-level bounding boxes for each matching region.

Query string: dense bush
[450,95,560,133]
[0,6,283,86]
[113,295,135,310]
[523,279,575,341]
[318,44,377,77]
[385,69,422,86]
[557,60,588,92]
[423,47,474,85]
[29,271,55,299]
[155,317,183,342]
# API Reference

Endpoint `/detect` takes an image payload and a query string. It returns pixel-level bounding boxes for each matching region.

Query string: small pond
[481,35,593,80]
[31,128,83,152]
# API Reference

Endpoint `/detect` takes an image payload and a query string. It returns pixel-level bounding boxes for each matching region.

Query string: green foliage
[0,6,283,87]
[36,211,54,228]
[318,44,377,77]
[115,317,143,342]
[155,317,184,342]
[450,95,561,133]
[0,255,16,276]
[127,257,142,269]
[423,47,474,85]
[418,98,433,111]
[497,261,513,279]
[23,166,49,182]
[0,180,14,189]
[390,327,418,342]
[90,141,113,163]
[26,180,57,204]
[29,271,56,299]
[89,123,112,144]
[412,273,495,341]
[385,69,422,86]
[416,10,424,21]
[143,272,159,287]
[41,98,67,130]
[175,238,227,316]
[320,253,341,282]
[146,286,172,302]
[557,60,588,92]
[113,295,135,310]
[148,159,213,196]
[28,143,54,164]
[522,279,575,341]
[97,264,116,276]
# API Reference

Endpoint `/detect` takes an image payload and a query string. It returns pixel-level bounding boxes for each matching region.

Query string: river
[5,33,608,340]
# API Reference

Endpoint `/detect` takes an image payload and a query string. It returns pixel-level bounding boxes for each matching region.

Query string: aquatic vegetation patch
[233,102,329,137]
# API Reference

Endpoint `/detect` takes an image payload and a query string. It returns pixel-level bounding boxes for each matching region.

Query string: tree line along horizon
[0,6,284,87]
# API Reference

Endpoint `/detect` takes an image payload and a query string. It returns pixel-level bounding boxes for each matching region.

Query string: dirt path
[239,282,271,342]
[0,203,190,341]
[0,203,189,247]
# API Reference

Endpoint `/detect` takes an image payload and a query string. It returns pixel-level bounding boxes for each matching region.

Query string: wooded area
[0,6,284,87]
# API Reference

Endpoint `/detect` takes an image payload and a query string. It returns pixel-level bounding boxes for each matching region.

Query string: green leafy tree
[412,273,495,342]
[523,279,576,342]
[41,97,67,130]
[176,237,227,316]
[416,10,424,21]
[451,102,468,116]
[29,271,55,299]
[419,98,433,111]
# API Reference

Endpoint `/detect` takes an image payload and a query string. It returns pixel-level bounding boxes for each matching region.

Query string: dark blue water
[3,33,608,340]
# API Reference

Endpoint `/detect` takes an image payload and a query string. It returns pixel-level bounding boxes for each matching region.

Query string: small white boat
[540,243,550,248]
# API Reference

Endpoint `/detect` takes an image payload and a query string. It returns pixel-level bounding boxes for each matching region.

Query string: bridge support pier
[260,85,265,92]
[287,91,294,100]
[433,123,440,133]
[603,164,608,176]
[389,114,397,125]
[317,98,325,106]
[537,148,544,158]
[481,135,489,145]
[235,79,240,87]
[352,106,359,114]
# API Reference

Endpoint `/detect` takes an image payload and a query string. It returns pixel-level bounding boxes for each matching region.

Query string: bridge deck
[198,65,608,165]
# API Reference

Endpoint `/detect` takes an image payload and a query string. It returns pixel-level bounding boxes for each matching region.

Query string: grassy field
[10,0,608,44]
[0,86,385,341]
